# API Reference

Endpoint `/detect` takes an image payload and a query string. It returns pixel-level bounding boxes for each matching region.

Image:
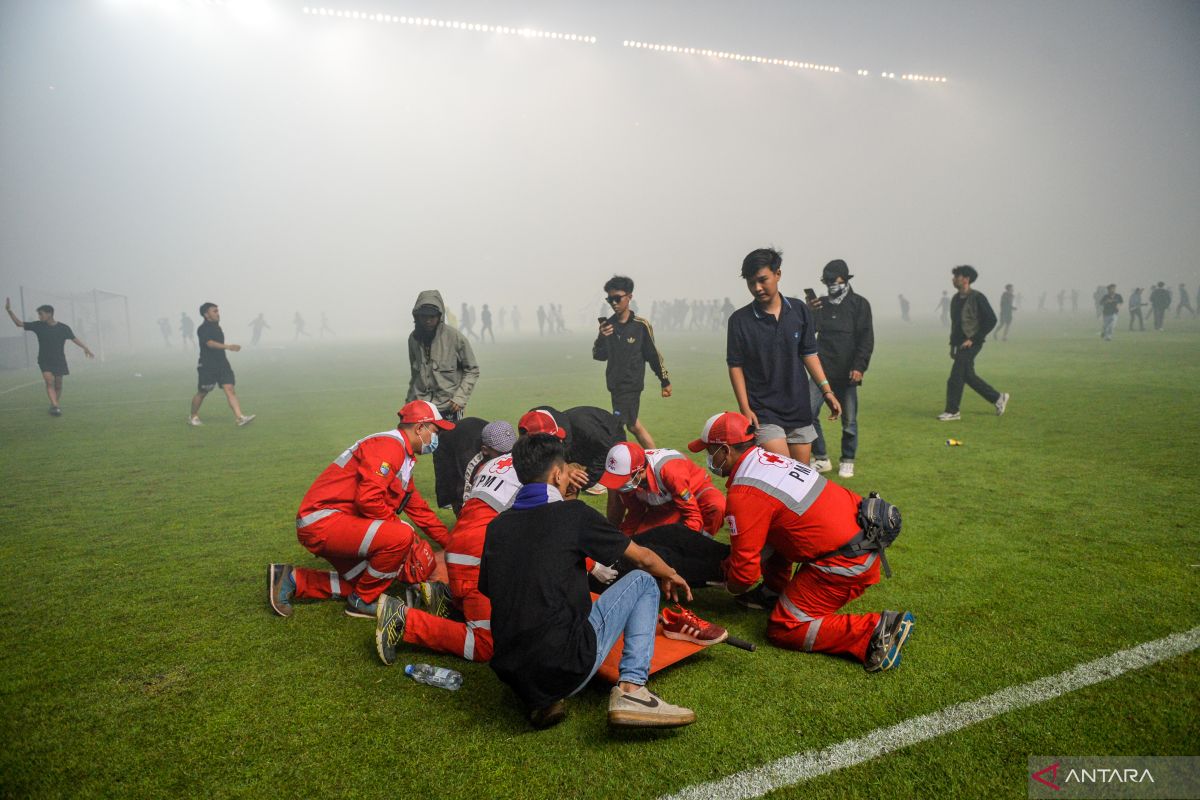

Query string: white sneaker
[838,461,855,478]
[810,457,832,473]
[937,412,961,421]
[188,416,203,426]
[237,414,256,427]
[995,393,1009,416]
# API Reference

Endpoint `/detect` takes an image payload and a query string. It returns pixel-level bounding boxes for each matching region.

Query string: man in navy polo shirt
[726,248,841,464]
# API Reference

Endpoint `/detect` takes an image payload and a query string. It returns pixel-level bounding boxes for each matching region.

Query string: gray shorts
[756,423,817,445]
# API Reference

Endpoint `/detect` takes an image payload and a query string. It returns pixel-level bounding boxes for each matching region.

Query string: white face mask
[419,427,439,455]
[827,282,849,298]
[706,448,727,476]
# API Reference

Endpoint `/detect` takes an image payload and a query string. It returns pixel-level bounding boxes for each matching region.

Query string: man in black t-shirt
[6,298,94,416]
[189,302,255,427]
[474,433,696,730]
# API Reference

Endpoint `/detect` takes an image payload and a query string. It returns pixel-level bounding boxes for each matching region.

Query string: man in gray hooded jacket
[407,290,480,421]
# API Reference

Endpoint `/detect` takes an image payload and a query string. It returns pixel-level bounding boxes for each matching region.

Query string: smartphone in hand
[804,288,818,301]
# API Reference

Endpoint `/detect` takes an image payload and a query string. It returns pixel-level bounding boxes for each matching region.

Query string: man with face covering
[805,260,874,479]
[598,441,725,537]
[407,290,480,422]
[691,411,914,672]
[268,401,453,620]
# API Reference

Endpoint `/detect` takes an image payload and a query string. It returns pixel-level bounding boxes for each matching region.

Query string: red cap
[397,400,456,430]
[518,409,566,439]
[599,442,646,490]
[687,411,755,452]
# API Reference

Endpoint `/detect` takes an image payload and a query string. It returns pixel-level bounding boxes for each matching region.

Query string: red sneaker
[660,605,728,647]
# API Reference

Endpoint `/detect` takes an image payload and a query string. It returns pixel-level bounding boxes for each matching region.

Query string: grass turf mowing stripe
[0,380,42,394]
[662,625,1200,800]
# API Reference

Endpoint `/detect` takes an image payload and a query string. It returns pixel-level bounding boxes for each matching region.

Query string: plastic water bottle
[405,663,463,691]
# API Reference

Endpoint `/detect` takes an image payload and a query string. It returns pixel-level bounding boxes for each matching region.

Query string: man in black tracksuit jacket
[593,276,671,449]
[806,259,874,478]
[940,265,1008,420]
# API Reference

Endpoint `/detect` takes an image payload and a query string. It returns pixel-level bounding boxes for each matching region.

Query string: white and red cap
[397,400,456,430]
[599,442,647,490]
[518,409,566,439]
[687,411,755,452]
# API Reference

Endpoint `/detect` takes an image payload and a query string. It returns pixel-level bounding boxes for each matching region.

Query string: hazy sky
[2,0,1198,338]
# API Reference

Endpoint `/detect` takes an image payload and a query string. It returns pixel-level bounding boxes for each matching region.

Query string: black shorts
[197,363,235,392]
[610,391,641,429]
[38,360,68,377]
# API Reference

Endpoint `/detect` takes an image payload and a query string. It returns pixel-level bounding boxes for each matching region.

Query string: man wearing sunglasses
[593,275,672,449]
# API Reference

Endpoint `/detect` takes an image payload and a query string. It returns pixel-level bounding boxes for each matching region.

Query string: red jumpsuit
[723,447,881,662]
[293,429,450,604]
[402,454,521,662]
[616,449,726,537]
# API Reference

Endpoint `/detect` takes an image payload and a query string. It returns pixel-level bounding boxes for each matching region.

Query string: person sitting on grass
[418,431,699,730]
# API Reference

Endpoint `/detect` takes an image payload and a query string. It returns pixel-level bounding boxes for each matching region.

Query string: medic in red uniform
[689,412,914,672]
[598,442,726,537]
[268,401,453,619]
[399,452,521,661]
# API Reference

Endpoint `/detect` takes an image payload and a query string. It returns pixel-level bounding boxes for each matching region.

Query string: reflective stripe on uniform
[329,572,342,596]
[359,519,385,557]
[463,628,475,660]
[802,617,823,651]
[810,552,877,577]
[467,619,491,631]
[296,508,339,528]
[777,593,817,623]
[446,553,482,567]
[344,560,369,580]
[735,474,827,518]
[366,565,400,580]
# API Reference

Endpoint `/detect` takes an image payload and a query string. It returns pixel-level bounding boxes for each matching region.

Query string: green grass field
[1,315,1197,799]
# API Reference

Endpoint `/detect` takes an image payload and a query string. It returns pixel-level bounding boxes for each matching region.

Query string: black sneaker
[529,699,567,730]
[374,595,408,665]
[864,610,915,672]
[268,564,295,617]
[49,406,62,417]
[344,593,378,619]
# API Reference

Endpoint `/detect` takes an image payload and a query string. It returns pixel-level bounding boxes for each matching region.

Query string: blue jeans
[809,380,859,461]
[1101,314,1117,340]
[569,570,660,692]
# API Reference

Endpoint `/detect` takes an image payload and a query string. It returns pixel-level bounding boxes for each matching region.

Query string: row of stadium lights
[623,40,839,74]
[297,7,947,83]
[301,7,597,43]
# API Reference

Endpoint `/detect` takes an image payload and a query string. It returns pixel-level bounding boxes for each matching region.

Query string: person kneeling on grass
[386,431,698,730]
[691,411,914,672]
[267,401,453,619]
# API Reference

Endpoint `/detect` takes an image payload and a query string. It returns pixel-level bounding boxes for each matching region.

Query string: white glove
[590,562,618,584]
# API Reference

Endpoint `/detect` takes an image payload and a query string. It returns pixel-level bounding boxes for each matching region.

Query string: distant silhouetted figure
[1128,287,1145,331]
[1149,282,1171,330]
[249,313,270,346]
[511,305,521,334]
[460,303,480,342]
[319,312,335,337]
[293,312,311,340]
[898,294,911,322]
[1056,290,1065,313]
[1176,283,1195,318]
[536,305,547,337]
[498,305,507,331]
[480,304,495,343]
[1099,284,1123,341]
[936,291,950,327]
[1070,289,1079,313]
[158,317,172,348]
[998,284,1016,341]
[180,312,196,351]
[1093,286,1105,318]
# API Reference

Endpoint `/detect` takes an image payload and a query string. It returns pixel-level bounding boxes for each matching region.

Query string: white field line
[0,381,41,395]
[662,625,1200,800]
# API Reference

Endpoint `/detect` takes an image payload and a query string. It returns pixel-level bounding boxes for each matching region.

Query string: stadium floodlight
[301,7,598,45]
